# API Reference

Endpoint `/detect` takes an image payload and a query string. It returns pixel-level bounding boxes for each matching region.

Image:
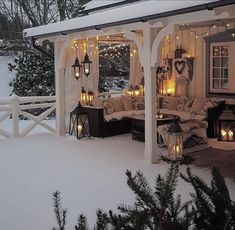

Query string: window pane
[221,46,228,56]
[221,79,228,89]
[213,46,220,56]
[221,57,228,67]
[98,43,130,92]
[213,68,220,78]
[221,68,228,79]
[213,57,221,67]
[213,79,220,89]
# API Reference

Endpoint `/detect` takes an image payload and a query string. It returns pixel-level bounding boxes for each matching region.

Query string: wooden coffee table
[131,114,180,141]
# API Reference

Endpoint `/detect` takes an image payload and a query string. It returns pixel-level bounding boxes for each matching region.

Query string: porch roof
[23,0,234,39]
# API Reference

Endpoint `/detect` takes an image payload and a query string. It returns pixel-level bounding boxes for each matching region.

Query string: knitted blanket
[157,119,208,146]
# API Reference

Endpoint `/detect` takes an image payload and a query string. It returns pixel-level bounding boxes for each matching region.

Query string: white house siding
[161,22,235,104]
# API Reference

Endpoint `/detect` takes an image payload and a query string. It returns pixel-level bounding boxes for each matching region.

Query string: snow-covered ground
[1,131,235,230]
[0,56,15,97]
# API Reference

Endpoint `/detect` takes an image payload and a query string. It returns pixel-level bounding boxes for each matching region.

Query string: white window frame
[210,42,230,93]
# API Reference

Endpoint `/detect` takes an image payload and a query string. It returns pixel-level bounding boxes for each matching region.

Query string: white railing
[0,94,56,138]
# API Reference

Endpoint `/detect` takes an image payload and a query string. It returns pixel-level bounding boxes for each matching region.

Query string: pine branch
[94,209,109,230]
[75,214,88,230]
[52,190,67,230]
[125,170,157,210]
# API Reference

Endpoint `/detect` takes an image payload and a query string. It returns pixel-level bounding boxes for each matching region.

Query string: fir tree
[75,215,88,230]
[8,49,55,97]
[52,165,235,230]
[116,164,192,230]
[181,166,235,230]
[52,191,67,230]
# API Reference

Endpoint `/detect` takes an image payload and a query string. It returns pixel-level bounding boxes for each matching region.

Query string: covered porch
[24,0,235,163]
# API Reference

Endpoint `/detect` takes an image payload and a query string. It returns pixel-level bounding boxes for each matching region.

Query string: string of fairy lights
[71,34,138,59]
[164,19,235,49]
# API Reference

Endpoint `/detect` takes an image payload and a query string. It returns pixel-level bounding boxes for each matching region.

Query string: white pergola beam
[143,23,158,163]
[55,39,66,136]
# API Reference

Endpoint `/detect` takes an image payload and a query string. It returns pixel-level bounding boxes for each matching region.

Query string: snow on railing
[0,94,56,138]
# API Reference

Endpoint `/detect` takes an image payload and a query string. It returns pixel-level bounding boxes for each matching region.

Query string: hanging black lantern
[82,53,92,77]
[72,57,83,80]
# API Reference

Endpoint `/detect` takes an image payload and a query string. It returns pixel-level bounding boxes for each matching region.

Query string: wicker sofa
[84,95,225,138]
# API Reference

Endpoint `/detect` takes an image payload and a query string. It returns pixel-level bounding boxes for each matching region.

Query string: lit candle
[229,130,233,141]
[221,129,226,141]
[85,68,89,74]
[77,125,82,137]
[159,113,163,119]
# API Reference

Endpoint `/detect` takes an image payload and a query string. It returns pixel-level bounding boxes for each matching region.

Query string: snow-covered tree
[8,49,55,97]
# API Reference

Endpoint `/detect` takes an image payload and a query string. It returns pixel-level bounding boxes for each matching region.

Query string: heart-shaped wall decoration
[175,60,186,74]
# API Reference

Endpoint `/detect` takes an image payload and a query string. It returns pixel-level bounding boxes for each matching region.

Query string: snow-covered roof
[84,0,125,11]
[24,0,232,39]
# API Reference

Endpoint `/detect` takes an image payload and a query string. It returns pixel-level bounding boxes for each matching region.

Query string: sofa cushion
[104,110,133,122]
[110,96,124,112]
[132,96,145,110]
[177,96,188,111]
[131,109,145,116]
[101,98,114,115]
[201,99,219,116]
[190,98,206,114]
[121,95,133,111]
[92,98,102,107]
[161,97,169,109]
[183,98,194,112]
[160,109,206,121]
[167,97,180,110]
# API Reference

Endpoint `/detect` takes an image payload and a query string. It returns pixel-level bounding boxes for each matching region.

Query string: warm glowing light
[77,125,82,137]
[221,129,234,141]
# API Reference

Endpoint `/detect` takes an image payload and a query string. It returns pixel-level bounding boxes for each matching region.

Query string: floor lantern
[87,90,94,105]
[167,120,184,161]
[80,87,87,105]
[127,84,134,97]
[218,109,235,142]
[69,102,90,139]
[134,85,140,97]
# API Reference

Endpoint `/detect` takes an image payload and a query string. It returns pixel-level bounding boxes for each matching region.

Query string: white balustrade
[0,94,56,138]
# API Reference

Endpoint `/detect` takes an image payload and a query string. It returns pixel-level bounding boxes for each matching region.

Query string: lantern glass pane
[168,133,183,160]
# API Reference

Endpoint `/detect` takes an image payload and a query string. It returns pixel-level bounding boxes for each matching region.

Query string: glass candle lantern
[81,53,92,77]
[134,85,140,97]
[71,57,82,80]
[87,91,94,105]
[218,109,235,142]
[69,102,90,139]
[80,87,87,105]
[167,121,184,160]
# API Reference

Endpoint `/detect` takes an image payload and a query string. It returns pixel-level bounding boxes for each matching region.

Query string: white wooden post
[143,24,158,163]
[11,94,19,137]
[55,39,66,136]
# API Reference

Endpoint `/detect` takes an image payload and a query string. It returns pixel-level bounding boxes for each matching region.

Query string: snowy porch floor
[1,133,235,229]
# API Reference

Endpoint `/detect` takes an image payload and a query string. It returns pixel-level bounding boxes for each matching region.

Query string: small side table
[69,102,91,139]
[218,109,235,142]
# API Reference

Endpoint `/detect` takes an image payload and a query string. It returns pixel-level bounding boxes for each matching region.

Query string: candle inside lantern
[85,68,89,74]
[228,130,233,141]
[221,129,234,141]
[77,125,82,137]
